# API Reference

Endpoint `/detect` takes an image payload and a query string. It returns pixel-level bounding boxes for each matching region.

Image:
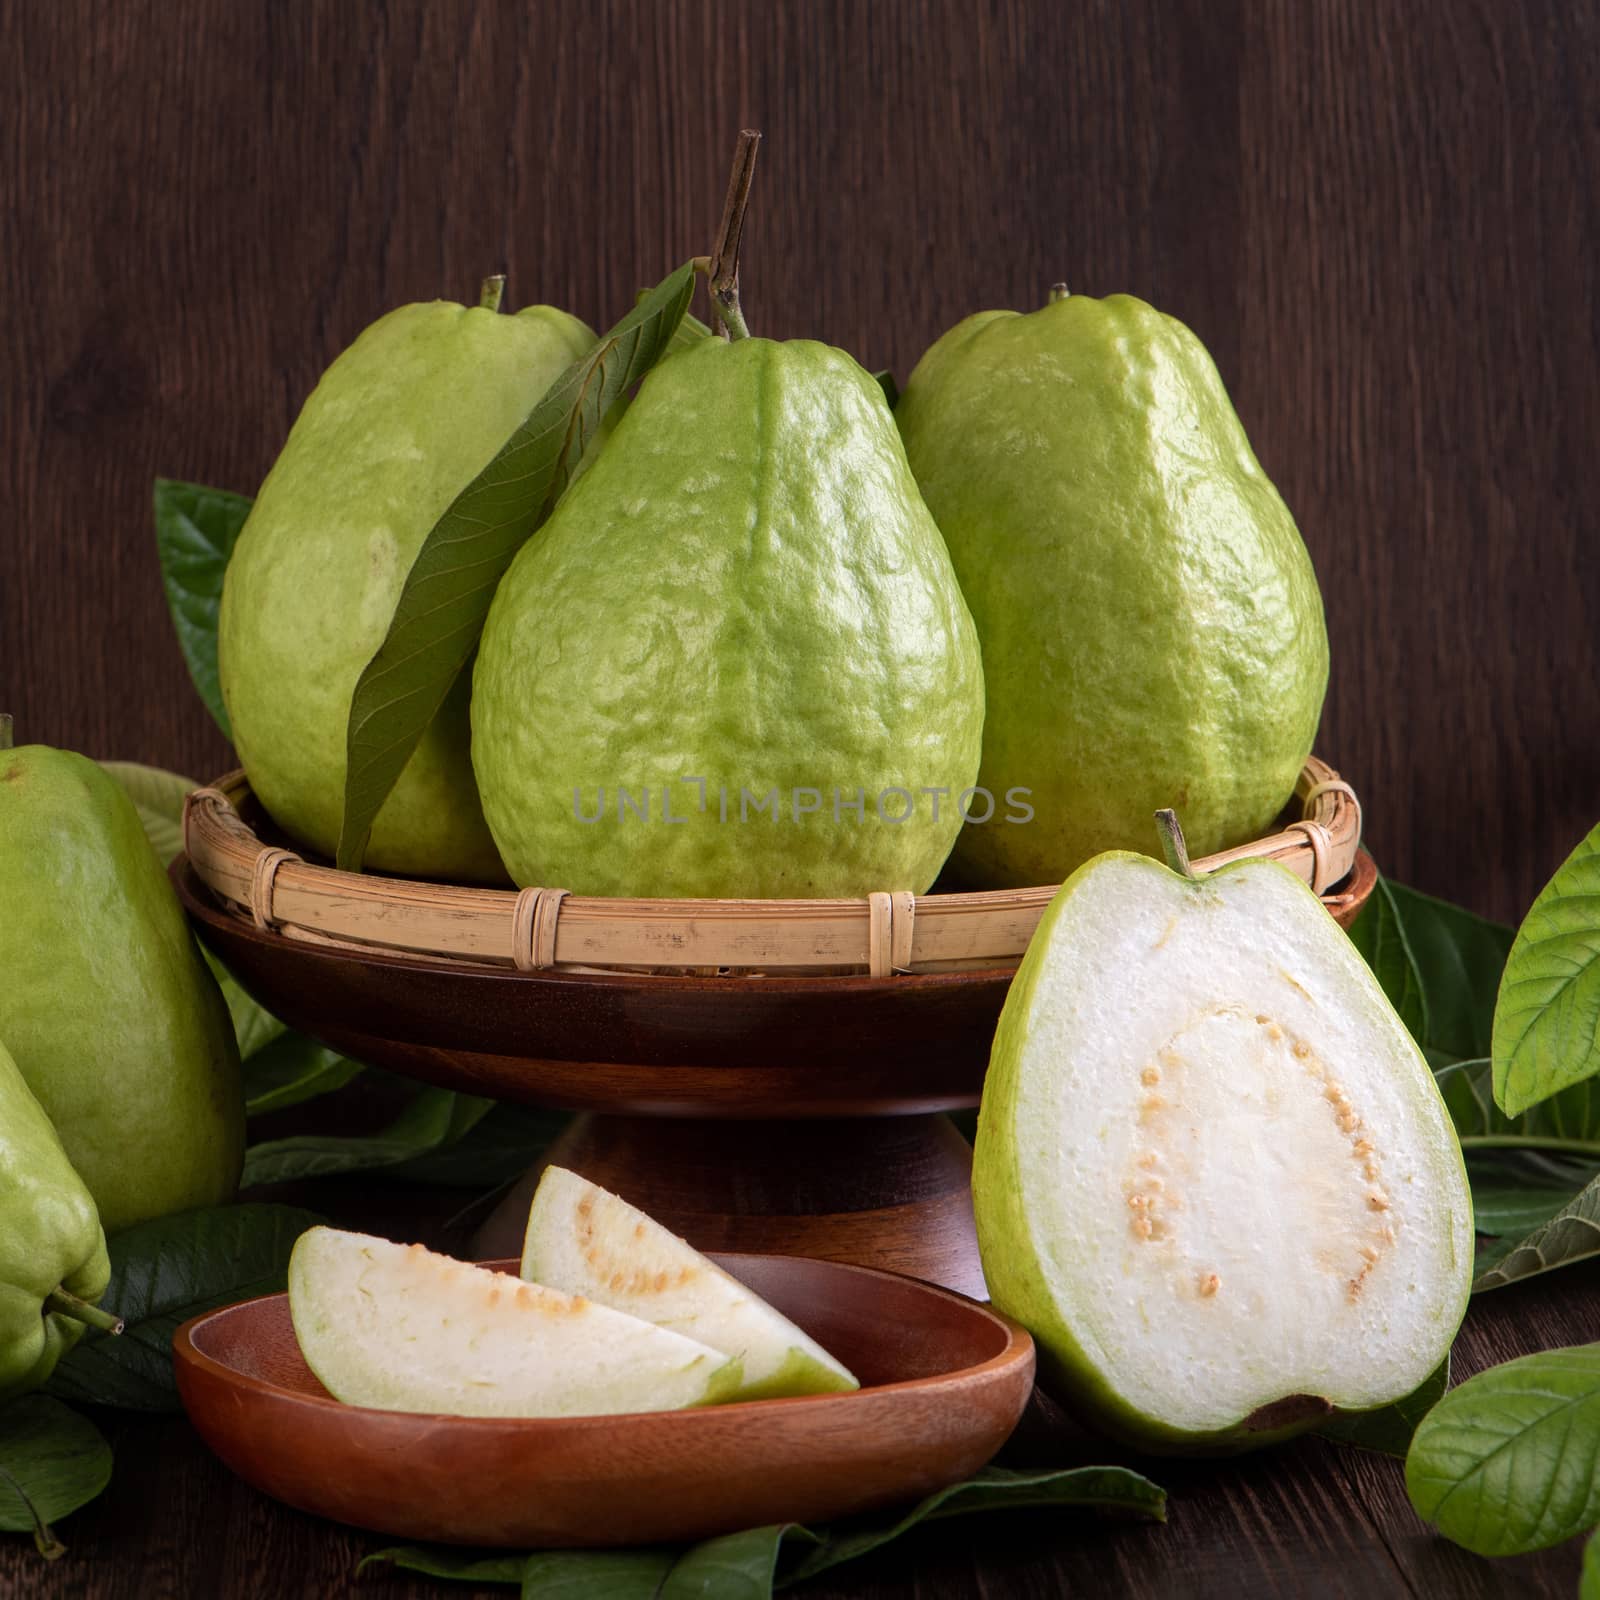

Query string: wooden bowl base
[472,1112,989,1301]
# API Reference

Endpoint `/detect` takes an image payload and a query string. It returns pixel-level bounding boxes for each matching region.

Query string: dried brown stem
[1155,808,1198,879]
[708,129,761,340]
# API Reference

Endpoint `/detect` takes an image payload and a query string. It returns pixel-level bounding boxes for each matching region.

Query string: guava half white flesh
[288,1227,740,1417]
[521,1167,858,1399]
[977,856,1473,1437]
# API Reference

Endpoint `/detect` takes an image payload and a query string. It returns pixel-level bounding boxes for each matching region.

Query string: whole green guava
[896,293,1329,888]
[470,336,986,898]
[0,746,244,1231]
[219,300,600,882]
[0,1035,111,1399]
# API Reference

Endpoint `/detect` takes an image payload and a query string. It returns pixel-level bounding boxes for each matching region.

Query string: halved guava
[972,839,1473,1452]
[288,1227,741,1418]
[521,1167,858,1401]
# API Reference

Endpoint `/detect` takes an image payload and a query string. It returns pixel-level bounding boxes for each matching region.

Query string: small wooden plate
[173,1253,1036,1548]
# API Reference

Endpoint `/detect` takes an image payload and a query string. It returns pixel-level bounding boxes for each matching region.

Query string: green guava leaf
[153,478,253,740]
[1433,1057,1500,1139]
[1346,877,1429,1044]
[45,1204,321,1412]
[0,1397,113,1558]
[782,1465,1166,1585]
[382,1101,568,1187]
[1472,1169,1600,1291]
[362,1464,1167,1596]
[242,1032,365,1116]
[1348,878,1513,1064]
[368,1544,688,1595]
[659,1526,801,1597]
[360,1548,526,1584]
[635,286,712,355]
[531,1549,680,1597]
[99,760,196,866]
[241,1088,495,1186]
[1432,1056,1600,1284]
[1406,1344,1600,1556]
[1466,1156,1598,1241]
[1317,1356,1449,1458]
[200,949,286,1061]
[1397,887,1516,1063]
[336,262,700,873]
[1494,821,1600,1117]
[1437,1057,1600,1145]
[94,761,299,1066]
[666,306,715,353]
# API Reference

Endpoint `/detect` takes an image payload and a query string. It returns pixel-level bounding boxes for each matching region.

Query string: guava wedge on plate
[522,1166,858,1401]
[972,816,1473,1453]
[288,1227,741,1418]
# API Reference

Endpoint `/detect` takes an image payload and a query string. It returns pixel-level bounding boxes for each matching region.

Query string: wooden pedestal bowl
[176,764,1374,1298]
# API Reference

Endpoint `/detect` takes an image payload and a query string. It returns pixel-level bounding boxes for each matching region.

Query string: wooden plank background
[2,0,1595,928]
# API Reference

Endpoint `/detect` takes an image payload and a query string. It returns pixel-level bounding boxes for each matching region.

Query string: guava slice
[288,1227,742,1418]
[521,1167,858,1401]
[972,823,1474,1452]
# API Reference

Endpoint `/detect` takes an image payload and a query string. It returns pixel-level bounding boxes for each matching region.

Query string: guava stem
[1458,1134,1600,1158]
[44,1288,124,1336]
[1048,281,1071,303]
[0,713,11,751]
[479,275,506,312]
[716,297,752,342]
[1154,809,1199,879]
[708,129,761,341]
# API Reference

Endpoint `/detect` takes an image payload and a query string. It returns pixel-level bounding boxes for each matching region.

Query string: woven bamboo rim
[182,758,1362,978]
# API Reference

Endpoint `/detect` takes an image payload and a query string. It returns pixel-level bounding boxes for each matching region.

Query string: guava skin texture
[471,336,986,899]
[896,294,1329,888]
[219,300,600,882]
[0,747,244,1232]
[972,851,1472,1454]
[0,1038,111,1400]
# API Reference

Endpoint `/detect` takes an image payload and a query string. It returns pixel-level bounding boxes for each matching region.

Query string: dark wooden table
[0,1171,1594,1600]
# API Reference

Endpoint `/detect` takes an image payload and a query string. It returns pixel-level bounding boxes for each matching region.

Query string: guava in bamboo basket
[896,288,1330,890]
[217,285,602,885]
[470,334,986,901]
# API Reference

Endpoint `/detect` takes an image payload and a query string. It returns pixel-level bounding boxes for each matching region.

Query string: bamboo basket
[181,757,1363,979]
